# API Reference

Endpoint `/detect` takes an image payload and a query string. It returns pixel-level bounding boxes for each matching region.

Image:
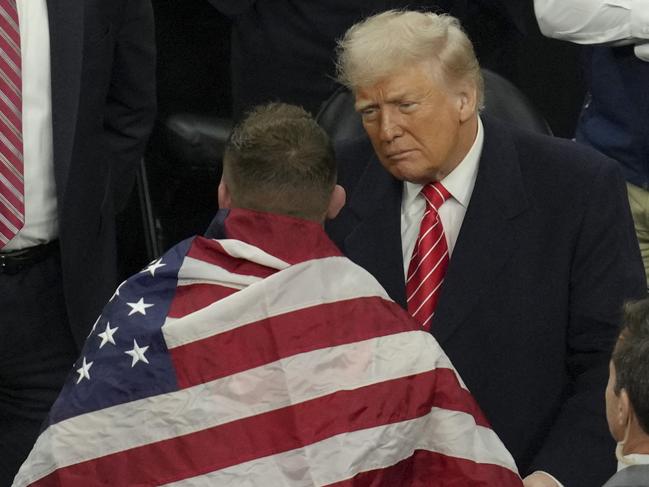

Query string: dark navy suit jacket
[48,0,156,347]
[326,116,646,486]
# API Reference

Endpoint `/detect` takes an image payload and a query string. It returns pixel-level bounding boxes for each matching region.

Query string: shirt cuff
[631,0,649,39]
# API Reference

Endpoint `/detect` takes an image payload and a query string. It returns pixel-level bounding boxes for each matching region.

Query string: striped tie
[0,0,23,249]
[406,182,451,331]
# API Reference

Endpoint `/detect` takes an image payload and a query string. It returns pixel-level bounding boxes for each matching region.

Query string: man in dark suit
[602,298,649,487]
[0,0,155,483]
[327,10,646,487]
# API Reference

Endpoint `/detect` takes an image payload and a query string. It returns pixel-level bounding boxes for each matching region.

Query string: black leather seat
[316,68,552,142]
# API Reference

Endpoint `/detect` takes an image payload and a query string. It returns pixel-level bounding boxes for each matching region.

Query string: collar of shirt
[618,452,649,472]
[402,116,484,210]
[400,117,484,274]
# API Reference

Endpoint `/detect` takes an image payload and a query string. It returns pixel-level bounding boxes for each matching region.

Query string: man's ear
[456,81,477,123]
[619,388,631,428]
[218,179,232,209]
[326,184,346,220]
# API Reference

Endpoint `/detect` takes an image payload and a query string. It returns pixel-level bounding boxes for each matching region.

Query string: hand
[523,472,560,487]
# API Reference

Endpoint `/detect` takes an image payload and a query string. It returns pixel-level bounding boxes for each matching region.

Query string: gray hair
[336,10,484,109]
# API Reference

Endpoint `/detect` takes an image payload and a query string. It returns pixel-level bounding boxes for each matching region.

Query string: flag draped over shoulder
[13,209,522,487]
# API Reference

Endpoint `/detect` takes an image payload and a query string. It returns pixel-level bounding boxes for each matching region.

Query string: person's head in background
[336,10,483,184]
[606,297,649,467]
[218,103,345,223]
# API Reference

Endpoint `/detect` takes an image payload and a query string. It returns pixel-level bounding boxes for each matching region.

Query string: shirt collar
[404,116,484,207]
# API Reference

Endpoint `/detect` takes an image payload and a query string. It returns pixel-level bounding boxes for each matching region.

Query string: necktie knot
[421,182,450,212]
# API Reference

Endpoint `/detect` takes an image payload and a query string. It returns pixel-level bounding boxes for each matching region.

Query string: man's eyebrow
[355,100,377,111]
[355,91,413,111]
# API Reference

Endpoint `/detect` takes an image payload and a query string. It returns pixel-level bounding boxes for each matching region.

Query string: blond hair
[336,10,484,108]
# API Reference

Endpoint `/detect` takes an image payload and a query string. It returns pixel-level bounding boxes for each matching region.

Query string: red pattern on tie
[0,0,23,248]
[406,182,451,331]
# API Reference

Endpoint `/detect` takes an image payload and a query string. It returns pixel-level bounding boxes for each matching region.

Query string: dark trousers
[0,250,78,486]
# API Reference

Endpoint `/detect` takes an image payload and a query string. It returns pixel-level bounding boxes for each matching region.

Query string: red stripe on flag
[167,283,238,319]
[187,237,278,278]
[29,371,492,486]
[326,449,522,487]
[223,208,343,265]
[170,297,416,388]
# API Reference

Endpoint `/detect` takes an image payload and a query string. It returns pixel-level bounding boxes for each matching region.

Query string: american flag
[13,209,522,486]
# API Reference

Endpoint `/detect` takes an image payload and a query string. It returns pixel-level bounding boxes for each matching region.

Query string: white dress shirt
[4,0,56,251]
[534,0,649,61]
[400,117,483,276]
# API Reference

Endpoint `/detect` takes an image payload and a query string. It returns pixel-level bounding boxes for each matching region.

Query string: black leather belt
[0,240,59,275]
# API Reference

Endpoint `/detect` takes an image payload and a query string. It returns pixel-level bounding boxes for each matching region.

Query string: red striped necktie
[0,0,23,249]
[406,182,451,331]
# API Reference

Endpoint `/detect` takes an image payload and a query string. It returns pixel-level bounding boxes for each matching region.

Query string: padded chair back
[316,68,552,142]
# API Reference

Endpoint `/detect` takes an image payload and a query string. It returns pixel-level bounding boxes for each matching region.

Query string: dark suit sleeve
[104,0,156,210]
[530,158,645,483]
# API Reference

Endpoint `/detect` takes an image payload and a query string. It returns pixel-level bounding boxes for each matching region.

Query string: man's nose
[379,110,402,142]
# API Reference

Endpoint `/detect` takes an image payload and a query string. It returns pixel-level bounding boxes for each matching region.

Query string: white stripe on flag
[15,332,453,486]
[216,238,291,269]
[164,256,391,349]
[176,255,263,288]
[163,407,518,487]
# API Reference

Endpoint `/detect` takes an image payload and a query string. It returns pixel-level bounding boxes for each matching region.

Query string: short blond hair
[336,10,484,109]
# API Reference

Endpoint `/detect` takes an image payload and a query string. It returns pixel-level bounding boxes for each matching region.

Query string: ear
[456,81,477,123]
[618,388,631,428]
[326,184,346,220]
[217,179,232,209]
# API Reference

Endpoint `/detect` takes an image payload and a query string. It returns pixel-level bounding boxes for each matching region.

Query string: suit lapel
[432,117,529,345]
[47,0,84,201]
[344,155,406,306]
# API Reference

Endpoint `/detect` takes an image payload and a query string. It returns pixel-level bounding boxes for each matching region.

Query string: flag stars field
[97,322,119,349]
[127,297,154,316]
[142,258,166,277]
[125,339,150,367]
[75,357,93,384]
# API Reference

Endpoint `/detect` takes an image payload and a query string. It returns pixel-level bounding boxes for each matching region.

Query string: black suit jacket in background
[48,0,156,347]
[208,0,470,118]
[326,116,646,487]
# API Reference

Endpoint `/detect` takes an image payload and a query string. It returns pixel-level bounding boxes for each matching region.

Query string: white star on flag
[127,298,154,316]
[76,357,93,384]
[142,258,166,277]
[97,322,119,349]
[125,339,150,367]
